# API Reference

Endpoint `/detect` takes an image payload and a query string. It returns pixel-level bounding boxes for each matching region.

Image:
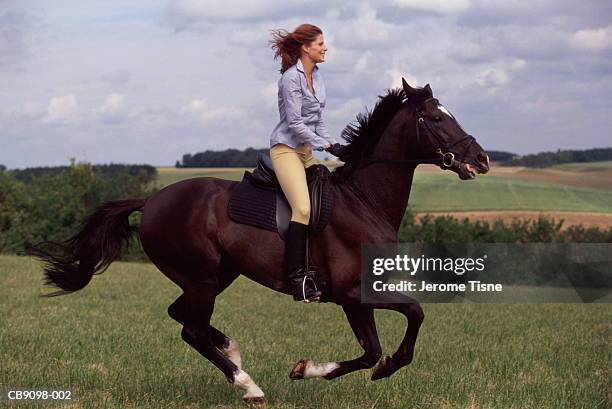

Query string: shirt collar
[296,59,318,74]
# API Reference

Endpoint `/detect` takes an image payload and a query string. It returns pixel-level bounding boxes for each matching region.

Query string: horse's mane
[330,87,407,182]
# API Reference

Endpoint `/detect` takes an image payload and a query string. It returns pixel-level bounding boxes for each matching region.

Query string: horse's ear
[424,83,433,98]
[402,78,418,97]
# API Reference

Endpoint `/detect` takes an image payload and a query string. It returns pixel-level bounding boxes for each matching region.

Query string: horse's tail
[26,198,146,296]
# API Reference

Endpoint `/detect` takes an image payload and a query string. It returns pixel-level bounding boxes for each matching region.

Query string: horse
[27,79,489,407]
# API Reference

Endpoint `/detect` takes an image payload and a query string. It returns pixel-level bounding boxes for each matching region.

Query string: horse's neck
[348,108,418,232]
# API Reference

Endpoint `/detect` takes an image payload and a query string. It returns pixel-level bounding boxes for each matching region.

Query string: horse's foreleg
[371,301,424,380]
[289,305,382,381]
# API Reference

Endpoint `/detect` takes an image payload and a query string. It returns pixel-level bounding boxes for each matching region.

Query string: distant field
[1,255,609,409]
[423,211,612,229]
[552,160,612,170]
[156,164,612,214]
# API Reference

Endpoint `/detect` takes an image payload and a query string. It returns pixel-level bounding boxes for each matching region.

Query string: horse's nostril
[477,154,488,164]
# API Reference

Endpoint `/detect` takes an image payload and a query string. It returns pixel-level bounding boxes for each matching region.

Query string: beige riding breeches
[269,143,317,225]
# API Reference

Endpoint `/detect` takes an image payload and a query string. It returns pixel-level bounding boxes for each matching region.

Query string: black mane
[331,88,407,181]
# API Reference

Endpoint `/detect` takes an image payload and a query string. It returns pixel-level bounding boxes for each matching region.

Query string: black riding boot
[286,221,321,303]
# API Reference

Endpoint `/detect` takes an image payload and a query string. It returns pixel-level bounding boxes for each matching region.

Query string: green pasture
[155,167,612,213]
[1,255,609,409]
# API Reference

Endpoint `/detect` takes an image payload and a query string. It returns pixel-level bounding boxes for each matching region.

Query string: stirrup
[291,273,321,303]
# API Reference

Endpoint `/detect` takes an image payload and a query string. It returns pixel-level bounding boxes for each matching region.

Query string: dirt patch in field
[415,163,612,191]
[418,211,612,229]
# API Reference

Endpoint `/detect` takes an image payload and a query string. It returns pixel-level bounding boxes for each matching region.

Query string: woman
[269,24,346,302]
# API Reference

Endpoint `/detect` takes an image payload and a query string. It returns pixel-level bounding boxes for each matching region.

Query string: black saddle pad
[228,172,278,233]
[228,167,333,239]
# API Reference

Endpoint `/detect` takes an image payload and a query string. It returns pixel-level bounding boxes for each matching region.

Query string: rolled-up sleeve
[280,74,330,150]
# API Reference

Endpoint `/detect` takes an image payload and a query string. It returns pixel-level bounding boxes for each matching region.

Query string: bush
[0,161,158,260]
[399,208,612,243]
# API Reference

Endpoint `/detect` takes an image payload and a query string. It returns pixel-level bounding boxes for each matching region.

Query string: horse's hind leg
[168,293,242,369]
[178,287,264,406]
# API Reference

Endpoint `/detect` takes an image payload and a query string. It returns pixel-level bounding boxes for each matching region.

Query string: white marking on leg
[222,339,242,369]
[302,361,340,379]
[233,369,264,399]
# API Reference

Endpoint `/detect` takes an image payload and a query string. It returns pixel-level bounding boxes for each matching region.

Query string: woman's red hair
[269,24,323,74]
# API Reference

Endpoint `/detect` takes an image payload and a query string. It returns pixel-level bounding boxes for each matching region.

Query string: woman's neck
[300,56,315,76]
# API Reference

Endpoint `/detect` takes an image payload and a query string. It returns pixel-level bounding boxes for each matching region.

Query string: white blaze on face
[438,105,454,118]
[302,361,340,379]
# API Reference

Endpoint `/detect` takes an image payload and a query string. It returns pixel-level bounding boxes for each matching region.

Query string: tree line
[501,147,612,167]
[174,147,611,168]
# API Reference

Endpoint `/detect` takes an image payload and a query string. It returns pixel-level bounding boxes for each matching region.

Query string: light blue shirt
[269,59,337,150]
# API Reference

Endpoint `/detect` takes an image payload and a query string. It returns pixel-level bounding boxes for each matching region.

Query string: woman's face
[302,34,327,64]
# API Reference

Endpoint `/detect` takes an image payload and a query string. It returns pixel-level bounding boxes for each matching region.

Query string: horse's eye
[434,116,441,122]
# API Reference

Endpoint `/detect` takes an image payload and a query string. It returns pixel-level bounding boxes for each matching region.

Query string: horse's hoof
[371,356,396,380]
[243,396,266,408]
[289,358,311,380]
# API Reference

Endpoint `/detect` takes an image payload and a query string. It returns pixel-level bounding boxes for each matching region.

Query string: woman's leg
[269,144,320,302]
[270,144,311,225]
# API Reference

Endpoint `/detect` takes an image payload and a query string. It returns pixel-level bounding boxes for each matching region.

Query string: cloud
[97,94,127,123]
[181,98,243,123]
[389,0,472,14]
[569,25,612,53]
[163,0,313,27]
[334,4,396,48]
[0,11,36,67]
[43,94,78,124]
[99,69,131,87]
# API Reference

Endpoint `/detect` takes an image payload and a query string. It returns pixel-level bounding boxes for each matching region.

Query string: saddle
[228,154,333,240]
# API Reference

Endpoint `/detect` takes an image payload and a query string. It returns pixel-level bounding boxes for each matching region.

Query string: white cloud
[326,98,365,122]
[164,0,309,23]
[386,68,419,90]
[389,0,472,14]
[182,98,243,123]
[474,58,525,88]
[569,25,612,53]
[43,94,77,124]
[97,94,126,123]
[355,51,372,72]
[334,4,396,48]
[100,94,125,114]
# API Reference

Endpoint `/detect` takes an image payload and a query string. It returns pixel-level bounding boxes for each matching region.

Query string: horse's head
[402,79,489,179]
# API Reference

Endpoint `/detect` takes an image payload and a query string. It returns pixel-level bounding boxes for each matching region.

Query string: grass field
[155,165,612,213]
[1,255,609,408]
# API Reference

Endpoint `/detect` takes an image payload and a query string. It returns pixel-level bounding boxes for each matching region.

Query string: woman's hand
[325,143,349,159]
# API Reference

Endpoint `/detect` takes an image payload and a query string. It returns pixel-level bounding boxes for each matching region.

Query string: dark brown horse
[28,80,489,406]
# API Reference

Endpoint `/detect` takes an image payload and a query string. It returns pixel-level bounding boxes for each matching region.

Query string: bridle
[360,97,476,171]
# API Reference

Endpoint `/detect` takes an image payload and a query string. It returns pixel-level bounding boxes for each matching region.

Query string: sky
[0,0,611,169]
